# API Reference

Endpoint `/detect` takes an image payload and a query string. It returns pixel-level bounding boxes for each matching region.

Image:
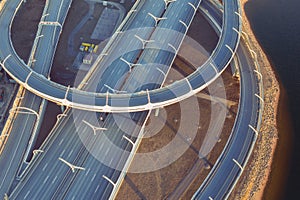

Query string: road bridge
[0,0,73,196]
[0,0,241,113]
[8,0,204,199]
[0,0,264,199]
[192,0,263,198]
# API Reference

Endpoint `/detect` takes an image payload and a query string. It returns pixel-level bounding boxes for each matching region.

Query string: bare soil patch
[11,0,45,63]
[116,10,240,198]
[9,1,243,199]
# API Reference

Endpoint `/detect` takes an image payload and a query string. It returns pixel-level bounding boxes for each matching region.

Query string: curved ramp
[0,0,241,112]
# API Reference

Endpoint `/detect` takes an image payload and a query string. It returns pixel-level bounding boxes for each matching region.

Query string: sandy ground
[4,0,280,199]
[10,0,45,62]
[115,63,239,200]
[228,0,281,199]
[0,0,45,152]
[115,10,240,198]
[8,1,239,199]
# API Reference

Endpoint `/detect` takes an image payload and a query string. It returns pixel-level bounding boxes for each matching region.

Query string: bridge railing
[223,29,265,199]
[192,0,265,199]
[78,0,144,91]
[0,0,72,157]
[106,0,204,199]
[192,0,251,198]
[1,0,241,113]
[0,85,24,153]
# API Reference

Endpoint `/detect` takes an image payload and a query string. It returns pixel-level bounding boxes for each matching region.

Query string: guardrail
[192,0,264,198]
[224,31,264,198]
[78,0,144,90]
[108,111,151,200]
[193,1,242,198]
[0,85,24,153]
[0,0,51,154]
[240,30,264,127]
[6,0,147,183]
[0,0,73,154]
[106,1,203,199]
[0,0,241,113]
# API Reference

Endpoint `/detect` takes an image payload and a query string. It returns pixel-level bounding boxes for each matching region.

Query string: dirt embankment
[229,0,281,199]
[0,0,7,12]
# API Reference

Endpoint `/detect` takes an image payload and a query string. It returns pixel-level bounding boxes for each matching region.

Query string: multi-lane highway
[8,0,204,199]
[193,42,262,199]
[5,1,171,197]
[0,0,264,199]
[0,0,241,112]
[0,0,72,196]
[192,1,264,199]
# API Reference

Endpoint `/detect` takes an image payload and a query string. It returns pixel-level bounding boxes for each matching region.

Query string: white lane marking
[85,168,91,176]
[94,185,100,194]
[43,175,49,184]
[52,176,57,184]
[109,158,114,166]
[91,173,97,181]
[24,190,30,199]
[104,148,109,156]
[60,149,65,156]
[68,149,74,158]
[59,138,64,146]
[42,163,48,171]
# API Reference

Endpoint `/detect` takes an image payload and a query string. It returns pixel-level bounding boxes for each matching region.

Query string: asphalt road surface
[0,0,241,112]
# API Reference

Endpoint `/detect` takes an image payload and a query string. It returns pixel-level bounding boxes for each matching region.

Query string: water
[244,0,300,199]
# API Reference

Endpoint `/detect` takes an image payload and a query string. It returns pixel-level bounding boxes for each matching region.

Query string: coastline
[262,85,293,200]
[229,0,282,199]
[0,0,288,198]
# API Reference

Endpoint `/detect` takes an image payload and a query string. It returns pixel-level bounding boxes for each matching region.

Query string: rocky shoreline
[229,0,281,199]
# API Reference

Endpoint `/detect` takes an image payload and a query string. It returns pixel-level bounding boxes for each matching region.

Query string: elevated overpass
[0,0,241,113]
[0,0,264,197]
[192,1,264,198]
[0,0,73,196]
[9,1,264,199]
[8,0,205,199]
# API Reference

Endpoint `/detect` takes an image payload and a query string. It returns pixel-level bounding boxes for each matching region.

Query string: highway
[0,0,156,196]
[140,1,263,198]
[0,0,72,196]
[8,0,204,199]
[58,0,204,199]
[5,2,175,196]
[193,44,262,199]
[0,0,151,197]
[0,0,241,112]
[192,0,264,198]
[0,0,264,199]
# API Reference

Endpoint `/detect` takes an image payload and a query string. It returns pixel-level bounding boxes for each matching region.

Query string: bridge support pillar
[60,105,65,113]
[154,108,160,117]
[230,56,240,79]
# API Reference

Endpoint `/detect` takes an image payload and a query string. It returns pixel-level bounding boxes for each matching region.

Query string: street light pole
[147,12,167,26]
[82,120,107,135]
